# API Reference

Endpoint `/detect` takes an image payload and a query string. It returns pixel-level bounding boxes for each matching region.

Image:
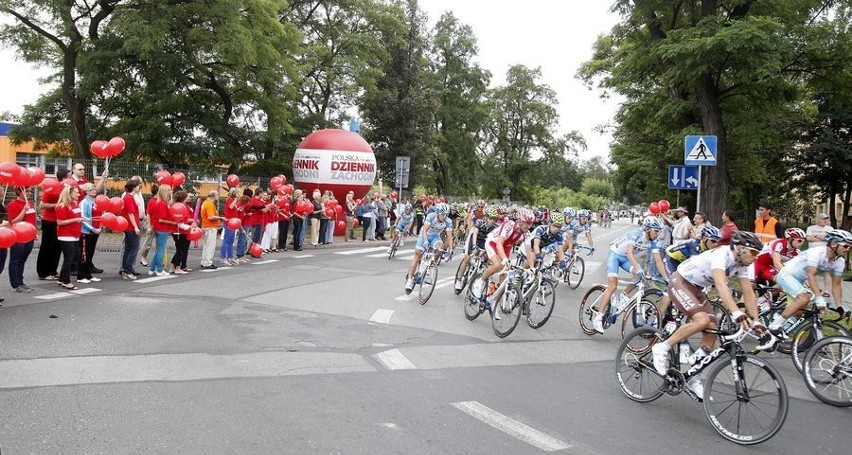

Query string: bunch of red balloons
[89,137,126,159]
[0,222,38,248]
[154,170,186,188]
[0,161,46,187]
[648,199,671,215]
[95,194,130,232]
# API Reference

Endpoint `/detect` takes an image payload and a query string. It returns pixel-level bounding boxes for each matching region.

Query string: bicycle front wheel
[703,353,788,445]
[566,256,585,290]
[464,271,484,321]
[803,336,852,407]
[792,322,850,374]
[578,285,605,336]
[615,327,667,403]
[454,260,469,295]
[527,280,556,329]
[620,299,661,341]
[418,263,438,305]
[492,286,522,338]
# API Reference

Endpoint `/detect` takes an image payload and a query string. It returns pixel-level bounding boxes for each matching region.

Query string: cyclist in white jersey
[757,229,851,351]
[562,209,595,257]
[404,203,454,294]
[652,231,764,392]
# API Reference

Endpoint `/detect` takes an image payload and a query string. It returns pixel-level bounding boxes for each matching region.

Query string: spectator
[220,188,239,265]
[169,190,193,274]
[717,210,739,246]
[324,192,336,244]
[77,183,101,284]
[360,198,374,241]
[259,190,277,252]
[138,183,159,267]
[754,201,783,245]
[120,181,142,280]
[344,191,356,241]
[200,190,224,269]
[690,211,711,240]
[234,189,251,263]
[317,191,330,245]
[806,213,833,292]
[276,192,292,252]
[36,168,70,280]
[247,188,264,245]
[7,187,35,293]
[148,184,174,276]
[55,185,84,290]
[665,206,692,245]
[290,189,305,251]
[310,189,323,246]
[376,194,388,241]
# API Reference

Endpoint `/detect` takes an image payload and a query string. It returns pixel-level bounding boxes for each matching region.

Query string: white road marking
[70,288,101,295]
[291,254,314,258]
[395,255,414,261]
[393,276,453,301]
[200,266,233,273]
[369,309,394,325]
[394,293,417,302]
[375,349,416,370]
[250,259,279,265]
[335,246,387,255]
[34,292,72,300]
[452,401,572,452]
[134,275,176,284]
[366,248,415,258]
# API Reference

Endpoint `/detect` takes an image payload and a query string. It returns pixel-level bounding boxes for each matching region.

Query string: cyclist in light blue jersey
[562,209,595,258]
[387,204,415,252]
[404,203,454,294]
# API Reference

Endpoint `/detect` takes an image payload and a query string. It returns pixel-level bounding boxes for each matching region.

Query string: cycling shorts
[606,251,633,277]
[667,272,717,325]
[416,233,443,251]
[776,269,806,298]
[754,261,779,283]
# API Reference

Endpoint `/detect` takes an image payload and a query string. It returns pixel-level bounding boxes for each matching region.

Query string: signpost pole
[676,190,680,209]
[696,166,702,212]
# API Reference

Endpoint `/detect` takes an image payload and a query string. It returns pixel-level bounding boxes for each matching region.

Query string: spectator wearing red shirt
[120,181,142,280]
[276,193,292,252]
[717,210,739,247]
[169,190,193,274]
[148,184,176,276]
[220,188,239,265]
[7,187,37,292]
[139,183,159,267]
[247,190,265,245]
[36,168,71,280]
[55,185,85,289]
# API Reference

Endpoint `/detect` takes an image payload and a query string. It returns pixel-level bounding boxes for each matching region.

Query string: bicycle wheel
[464,271,484,321]
[454,260,469,295]
[803,336,852,407]
[566,256,585,290]
[620,299,661,340]
[703,353,788,445]
[614,327,667,403]
[643,288,665,306]
[578,285,605,336]
[388,236,400,259]
[527,279,556,329]
[492,285,522,338]
[791,322,850,374]
[418,262,438,305]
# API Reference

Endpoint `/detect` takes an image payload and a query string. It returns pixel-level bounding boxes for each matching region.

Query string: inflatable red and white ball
[292,129,376,203]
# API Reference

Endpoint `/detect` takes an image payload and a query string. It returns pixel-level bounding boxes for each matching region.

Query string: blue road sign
[668,165,699,190]
[684,135,717,166]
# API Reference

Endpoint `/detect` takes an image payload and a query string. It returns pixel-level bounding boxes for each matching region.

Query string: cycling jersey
[663,239,705,275]
[609,229,658,256]
[486,219,526,258]
[422,212,452,236]
[564,219,592,239]
[753,238,798,281]
[779,246,845,281]
[395,212,414,230]
[530,225,563,252]
[677,247,751,288]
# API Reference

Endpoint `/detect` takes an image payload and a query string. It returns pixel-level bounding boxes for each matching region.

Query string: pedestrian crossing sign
[684,135,717,166]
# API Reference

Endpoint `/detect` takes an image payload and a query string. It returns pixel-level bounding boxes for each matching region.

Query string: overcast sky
[0,1,622,161]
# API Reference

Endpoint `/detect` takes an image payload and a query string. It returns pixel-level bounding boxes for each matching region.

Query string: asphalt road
[0,219,848,454]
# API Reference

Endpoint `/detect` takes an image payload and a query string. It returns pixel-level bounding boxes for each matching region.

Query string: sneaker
[77,278,91,284]
[126,274,137,280]
[471,280,485,299]
[454,278,464,292]
[148,271,156,276]
[755,331,780,352]
[15,286,32,293]
[652,342,671,375]
[19,284,33,291]
[121,273,133,281]
[89,277,101,282]
[156,271,170,277]
[201,264,218,270]
[685,378,705,398]
[404,278,414,294]
[592,310,605,334]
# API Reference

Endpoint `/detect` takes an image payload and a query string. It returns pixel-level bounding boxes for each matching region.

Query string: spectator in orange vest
[754,201,783,244]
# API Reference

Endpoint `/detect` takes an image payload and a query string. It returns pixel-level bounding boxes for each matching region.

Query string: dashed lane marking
[369,309,394,324]
[334,246,387,255]
[291,254,314,258]
[375,349,416,370]
[250,259,279,265]
[133,275,176,284]
[34,292,73,300]
[452,401,572,452]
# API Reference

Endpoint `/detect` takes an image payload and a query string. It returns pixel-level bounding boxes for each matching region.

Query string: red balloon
[114,216,129,232]
[26,167,46,186]
[249,243,263,258]
[61,178,78,189]
[186,226,203,241]
[155,170,172,187]
[649,202,661,215]
[658,199,671,212]
[12,166,31,187]
[279,175,287,185]
[334,205,344,215]
[171,171,186,188]
[100,212,118,230]
[90,140,110,158]
[0,161,20,184]
[276,186,288,197]
[41,178,62,195]
[353,218,360,227]
[11,222,37,243]
[390,191,398,199]
[270,176,283,190]
[95,194,110,210]
[169,202,188,221]
[0,227,16,248]
[226,174,240,187]
[106,137,126,157]
[109,196,124,214]
[336,220,346,230]
[284,184,294,195]
[324,208,334,218]
[227,218,242,231]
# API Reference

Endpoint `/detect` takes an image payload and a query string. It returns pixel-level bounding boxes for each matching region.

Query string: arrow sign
[671,168,680,186]
[668,165,699,190]
[685,175,699,187]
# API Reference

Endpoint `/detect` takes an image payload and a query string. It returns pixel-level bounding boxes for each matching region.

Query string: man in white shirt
[666,206,693,245]
[806,213,833,291]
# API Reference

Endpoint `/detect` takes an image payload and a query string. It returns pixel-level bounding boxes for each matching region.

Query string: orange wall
[0,136,50,162]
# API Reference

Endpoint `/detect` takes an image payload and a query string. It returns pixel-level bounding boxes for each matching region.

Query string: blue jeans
[236,229,248,258]
[221,227,236,260]
[250,224,262,244]
[121,231,140,275]
[9,240,33,288]
[150,231,169,273]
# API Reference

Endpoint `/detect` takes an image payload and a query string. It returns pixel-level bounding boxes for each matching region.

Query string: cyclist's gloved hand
[635,269,645,278]
[731,310,748,323]
[752,320,767,334]
[815,294,828,310]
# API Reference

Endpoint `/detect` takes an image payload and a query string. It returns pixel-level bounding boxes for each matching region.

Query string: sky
[0,1,623,161]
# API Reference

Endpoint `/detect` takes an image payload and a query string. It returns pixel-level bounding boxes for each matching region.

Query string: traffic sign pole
[696,167,702,212]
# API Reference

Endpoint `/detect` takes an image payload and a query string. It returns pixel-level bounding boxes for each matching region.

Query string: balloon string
[105,157,110,173]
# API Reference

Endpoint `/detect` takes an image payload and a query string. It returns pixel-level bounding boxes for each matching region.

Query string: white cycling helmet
[577,209,591,219]
[563,207,576,218]
[517,207,535,224]
[642,217,664,231]
[434,203,449,215]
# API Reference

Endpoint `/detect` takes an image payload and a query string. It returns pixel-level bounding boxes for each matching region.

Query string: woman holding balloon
[169,190,194,274]
[6,187,37,292]
[55,185,85,290]
[148,185,174,277]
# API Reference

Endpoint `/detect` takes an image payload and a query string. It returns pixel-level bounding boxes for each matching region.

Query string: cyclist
[652,231,764,394]
[753,227,805,285]
[563,209,595,258]
[387,204,414,253]
[527,211,567,269]
[454,206,498,291]
[757,229,851,351]
[470,207,535,301]
[592,217,666,334]
[663,225,722,279]
[404,202,454,294]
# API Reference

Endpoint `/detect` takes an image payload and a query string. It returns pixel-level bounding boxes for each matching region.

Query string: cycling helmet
[403,204,413,214]
[784,227,806,240]
[550,212,565,226]
[700,225,722,240]
[517,207,535,224]
[485,207,498,219]
[434,203,449,215]
[642,217,663,231]
[825,229,852,245]
[730,231,763,251]
[577,209,591,219]
[562,207,576,219]
[534,209,544,219]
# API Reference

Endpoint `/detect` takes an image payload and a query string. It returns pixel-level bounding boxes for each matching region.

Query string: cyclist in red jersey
[754,228,804,283]
[470,207,535,299]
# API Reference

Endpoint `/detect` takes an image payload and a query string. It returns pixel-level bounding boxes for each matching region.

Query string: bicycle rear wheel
[803,336,852,407]
[615,327,667,403]
[565,256,585,290]
[492,285,522,338]
[792,322,850,374]
[527,280,556,329]
[418,263,438,305]
[703,353,788,445]
[578,285,605,336]
[620,299,661,341]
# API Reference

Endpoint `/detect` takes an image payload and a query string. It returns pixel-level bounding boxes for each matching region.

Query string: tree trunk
[842,184,851,230]
[695,74,729,226]
[828,191,837,229]
[62,47,91,160]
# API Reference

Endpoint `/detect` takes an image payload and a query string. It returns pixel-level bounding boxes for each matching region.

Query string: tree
[581,177,615,200]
